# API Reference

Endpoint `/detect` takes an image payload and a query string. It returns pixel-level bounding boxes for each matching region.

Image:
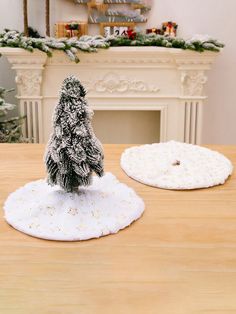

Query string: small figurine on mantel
[162,21,178,37]
[146,21,178,37]
[3,75,144,241]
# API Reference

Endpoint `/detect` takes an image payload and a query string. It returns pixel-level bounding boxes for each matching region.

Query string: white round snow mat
[121,141,233,190]
[4,173,144,241]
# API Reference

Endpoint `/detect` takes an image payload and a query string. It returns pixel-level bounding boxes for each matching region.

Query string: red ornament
[127,29,136,40]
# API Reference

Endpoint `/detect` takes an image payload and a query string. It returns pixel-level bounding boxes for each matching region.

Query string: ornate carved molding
[0,49,46,97]
[15,70,43,97]
[83,72,160,94]
[181,71,208,96]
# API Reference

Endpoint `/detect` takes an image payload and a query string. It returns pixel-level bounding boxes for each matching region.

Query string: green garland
[108,32,224,52]
[0,30,224,63]
[0,30,110,63]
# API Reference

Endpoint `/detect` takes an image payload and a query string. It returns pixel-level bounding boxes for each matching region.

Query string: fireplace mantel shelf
[0,45,218,55]
[0,47,218,144]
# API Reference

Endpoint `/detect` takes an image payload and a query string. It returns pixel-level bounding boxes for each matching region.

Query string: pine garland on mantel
[0,29,224,63]
[0,30,109,63]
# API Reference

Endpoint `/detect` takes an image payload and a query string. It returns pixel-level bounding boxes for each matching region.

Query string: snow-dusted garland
[0,30,109,63]
[0,30,224,63]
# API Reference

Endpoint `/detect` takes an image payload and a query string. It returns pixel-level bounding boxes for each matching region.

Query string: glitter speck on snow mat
[121,141,233,190]
[4,173,144,241]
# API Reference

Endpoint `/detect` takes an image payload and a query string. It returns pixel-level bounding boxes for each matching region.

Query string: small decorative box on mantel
[55,21,88,38]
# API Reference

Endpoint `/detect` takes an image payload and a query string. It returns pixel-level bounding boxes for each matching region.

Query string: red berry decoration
[127,29,136,40]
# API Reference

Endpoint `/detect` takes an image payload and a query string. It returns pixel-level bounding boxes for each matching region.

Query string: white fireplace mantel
[0,47,218,144]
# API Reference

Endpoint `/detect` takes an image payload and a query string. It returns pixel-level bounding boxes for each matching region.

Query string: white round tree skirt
[4,173,144,241]
[121,141,233,190]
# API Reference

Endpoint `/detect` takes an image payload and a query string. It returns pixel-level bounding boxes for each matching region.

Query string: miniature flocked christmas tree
[45,75,104,192]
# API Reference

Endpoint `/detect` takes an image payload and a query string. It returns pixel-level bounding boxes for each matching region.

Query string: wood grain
[0,144,236,314]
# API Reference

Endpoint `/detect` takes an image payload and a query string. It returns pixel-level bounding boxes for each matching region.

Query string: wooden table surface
[0,144,236,314]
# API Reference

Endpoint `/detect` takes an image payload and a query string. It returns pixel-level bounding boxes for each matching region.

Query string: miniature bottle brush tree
[45,76,104,192]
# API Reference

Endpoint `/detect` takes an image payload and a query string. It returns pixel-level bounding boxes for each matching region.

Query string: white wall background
[0,0,235,144]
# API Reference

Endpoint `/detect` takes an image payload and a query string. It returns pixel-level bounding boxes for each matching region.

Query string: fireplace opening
[92,110,160,144]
